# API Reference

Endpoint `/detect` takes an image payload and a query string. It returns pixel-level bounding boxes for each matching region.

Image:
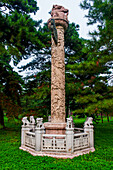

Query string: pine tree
[0,0,45,127]
[71,0,113,120]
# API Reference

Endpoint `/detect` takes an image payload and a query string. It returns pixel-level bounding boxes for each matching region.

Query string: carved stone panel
[51,26,65,123]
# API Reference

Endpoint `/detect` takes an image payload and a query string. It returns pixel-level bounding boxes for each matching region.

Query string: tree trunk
[0,105,5,128]
[101,112,103,123]
[107,113,109,122]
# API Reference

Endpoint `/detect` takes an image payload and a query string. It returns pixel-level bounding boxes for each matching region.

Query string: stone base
[44,122,66,134]
[19,146,95,159]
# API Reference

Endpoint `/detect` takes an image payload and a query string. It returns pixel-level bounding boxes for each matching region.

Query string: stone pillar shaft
[21,126,29,146]
[35,127,45,151]
[51,26,65,123]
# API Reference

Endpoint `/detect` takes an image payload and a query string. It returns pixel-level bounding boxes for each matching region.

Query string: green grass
[0,119,113,170]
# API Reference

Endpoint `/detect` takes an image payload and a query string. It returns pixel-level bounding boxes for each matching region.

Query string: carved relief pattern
[51,26,65,123]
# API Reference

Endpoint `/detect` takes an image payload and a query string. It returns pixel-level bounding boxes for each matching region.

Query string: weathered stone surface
[51,25,65,123]
[47,5,69,124]
[47,5,69,126]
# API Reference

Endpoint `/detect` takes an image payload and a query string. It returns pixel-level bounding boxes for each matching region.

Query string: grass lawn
[0,118,113,170]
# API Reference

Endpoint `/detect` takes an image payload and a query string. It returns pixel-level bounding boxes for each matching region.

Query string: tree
[20,23,51,120]
[65,23,85,118]
[80,0,113,72]
[71,0,113,120]
[0,0,45,127]
[0,66,23,126]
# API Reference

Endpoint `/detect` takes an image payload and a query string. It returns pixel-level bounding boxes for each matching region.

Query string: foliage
[0,118,113,169]
[0,0,45,127]
[0,0,44,64]
[19,23,51,119]
[80,0,113,75]
[68,0,113,118]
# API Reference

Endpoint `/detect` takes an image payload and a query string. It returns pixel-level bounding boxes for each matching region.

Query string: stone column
[44,5,69,134]
[51,25,65,123]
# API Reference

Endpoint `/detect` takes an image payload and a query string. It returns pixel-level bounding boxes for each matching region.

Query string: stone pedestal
[44,122,66,134]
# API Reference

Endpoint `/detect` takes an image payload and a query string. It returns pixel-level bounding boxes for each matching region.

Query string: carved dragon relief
[51,19,58,45]
[51,21,66,122]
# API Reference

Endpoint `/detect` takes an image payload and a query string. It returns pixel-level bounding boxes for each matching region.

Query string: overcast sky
[31,0,97,39]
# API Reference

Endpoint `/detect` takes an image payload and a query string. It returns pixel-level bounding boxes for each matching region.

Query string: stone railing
[74,127,84,133]
[42,134,66,152]
[73,132,89,152]
[20,116,94,153]
[25,132,35,149]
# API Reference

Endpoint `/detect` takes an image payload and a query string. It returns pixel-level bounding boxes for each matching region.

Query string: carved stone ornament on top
[22,117,30,127]
[48,5,69,31]
[66,117,73,129]
[51,5,69,21]
[30,116,35,124]
[84,117,93,127]
[36,118,44,128]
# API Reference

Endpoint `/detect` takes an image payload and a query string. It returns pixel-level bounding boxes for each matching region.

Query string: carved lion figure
[22,117,29,126]
[84,117,93,127]
[66,117,73,128]
[30,116,35,124]
[36,118,43,128]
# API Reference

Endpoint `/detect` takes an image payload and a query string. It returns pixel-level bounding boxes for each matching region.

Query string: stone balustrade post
[21,117,30,146]
[66,118,74,153]
[35,118,45,151]
[84,117,94,148]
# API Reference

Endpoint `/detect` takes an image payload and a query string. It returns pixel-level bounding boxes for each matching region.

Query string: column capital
[48,18,69,31]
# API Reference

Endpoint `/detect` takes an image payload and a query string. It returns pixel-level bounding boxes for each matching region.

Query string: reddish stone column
[51,25,65,123]
[44,5,69,134]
